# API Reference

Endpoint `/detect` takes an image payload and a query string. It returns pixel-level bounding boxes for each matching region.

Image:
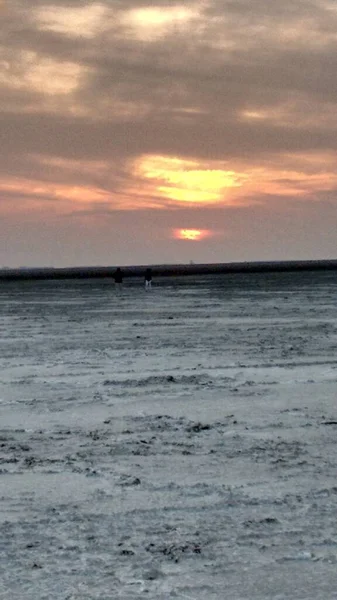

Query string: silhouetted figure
[113,267,123,291]
[144,268,152,290]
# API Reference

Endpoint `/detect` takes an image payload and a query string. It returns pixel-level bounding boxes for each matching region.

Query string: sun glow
[174,229,210,241]
[135,155,244,205]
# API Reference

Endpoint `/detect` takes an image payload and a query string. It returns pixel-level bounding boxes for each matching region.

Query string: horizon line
[1,258,337,281]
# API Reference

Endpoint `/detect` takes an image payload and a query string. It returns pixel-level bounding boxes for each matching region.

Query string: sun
[174,229,210,241]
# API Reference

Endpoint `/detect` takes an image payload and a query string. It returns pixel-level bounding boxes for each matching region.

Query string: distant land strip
[1,260,337,281]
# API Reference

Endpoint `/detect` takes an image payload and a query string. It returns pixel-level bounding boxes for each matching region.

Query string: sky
[1,0,337,267]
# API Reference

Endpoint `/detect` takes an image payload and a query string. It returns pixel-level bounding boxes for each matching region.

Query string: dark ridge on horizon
[1,259,337,281]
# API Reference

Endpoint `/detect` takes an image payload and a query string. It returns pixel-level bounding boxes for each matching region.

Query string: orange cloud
[134,155,245,205]
[133,152,337,209]
[0,177,112,215]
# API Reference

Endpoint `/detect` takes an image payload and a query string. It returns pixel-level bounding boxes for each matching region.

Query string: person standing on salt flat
[113,267,123,291]
[144,267,152,290]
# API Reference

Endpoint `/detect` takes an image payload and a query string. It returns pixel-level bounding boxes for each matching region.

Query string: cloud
[1,0,337,264]
[34,2,107,38]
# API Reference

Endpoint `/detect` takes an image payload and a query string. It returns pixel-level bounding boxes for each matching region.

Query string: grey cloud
[4,1,337,112]
[205,0,335,32]
[1,0,337,201]
[2,108,337,165]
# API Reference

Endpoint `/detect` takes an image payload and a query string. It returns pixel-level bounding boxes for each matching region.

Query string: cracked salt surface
[1,271,337,599]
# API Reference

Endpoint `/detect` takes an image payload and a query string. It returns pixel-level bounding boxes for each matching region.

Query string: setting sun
[174,228,210,241]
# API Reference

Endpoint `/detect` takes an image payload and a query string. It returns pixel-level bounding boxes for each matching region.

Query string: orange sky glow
[1,0,337,266]
[3,152,336,217]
